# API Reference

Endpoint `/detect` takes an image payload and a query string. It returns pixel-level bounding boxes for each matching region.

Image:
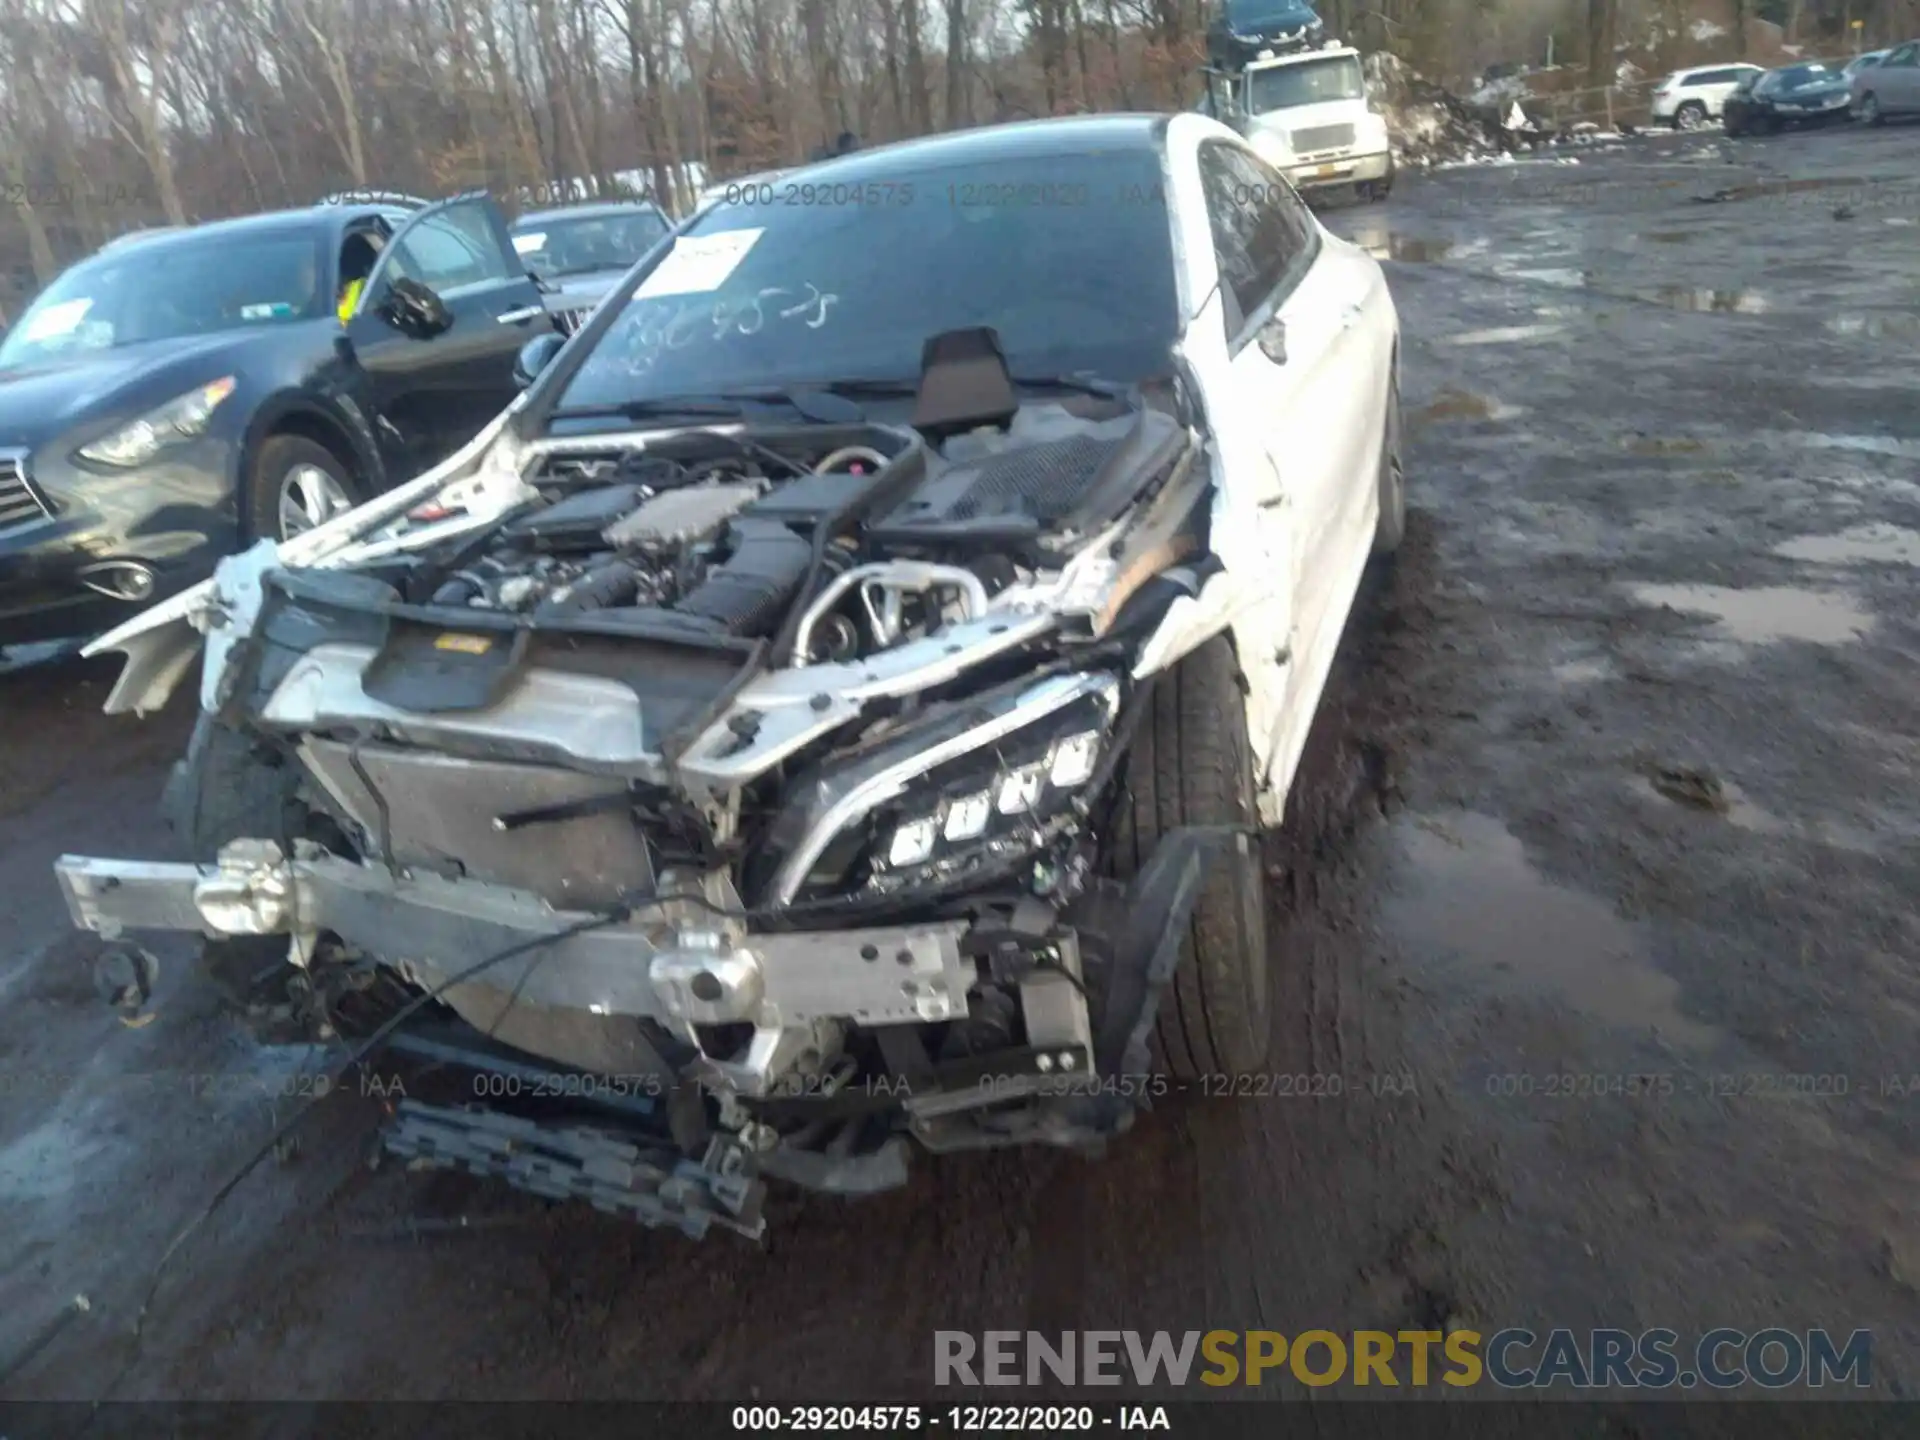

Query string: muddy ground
[3,123,1919,1410]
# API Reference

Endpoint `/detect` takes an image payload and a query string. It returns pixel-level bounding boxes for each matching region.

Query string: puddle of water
[1637,286,1768,314]
[1644,231,1692,243]
[1507,265,1589,288]
[1774,524,1920,567]
[1388,812,1716,1048]
[1822,312,1920,339]
[1622,433,1709,455]
[1415,388,1525,424]
[0,1113,112,1203]
[1779,432,1920,460]
[1693,175,1867,204]
[1498,265,1769,316]
[1439,323,1567,346]
[1553,657,1612,684]
[1629,583,1873,644]
[1346,227,1456,262]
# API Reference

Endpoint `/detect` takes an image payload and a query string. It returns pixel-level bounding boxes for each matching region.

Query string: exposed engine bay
[55,343,1246,1242]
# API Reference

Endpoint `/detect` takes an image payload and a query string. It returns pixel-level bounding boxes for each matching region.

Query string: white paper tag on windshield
[21,297,92,342]
[634,229,763,299]
[511,232,546,254]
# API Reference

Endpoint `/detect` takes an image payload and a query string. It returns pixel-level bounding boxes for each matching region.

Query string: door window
[1887,43,1918,66]
[1197,139,1319,341]
[388,203,513,293]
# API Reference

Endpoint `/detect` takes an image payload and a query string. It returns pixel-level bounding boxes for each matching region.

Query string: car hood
[0,330,289,448]
[1778,81,1847,100]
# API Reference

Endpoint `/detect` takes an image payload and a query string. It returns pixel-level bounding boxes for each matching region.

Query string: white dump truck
[1200,41,1394,202]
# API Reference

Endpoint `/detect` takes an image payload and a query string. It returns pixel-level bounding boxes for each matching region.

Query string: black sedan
[0,193,552,649]
[1723,62,1854,135]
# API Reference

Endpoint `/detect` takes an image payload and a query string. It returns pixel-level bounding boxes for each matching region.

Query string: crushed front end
[55,378,1243,1240]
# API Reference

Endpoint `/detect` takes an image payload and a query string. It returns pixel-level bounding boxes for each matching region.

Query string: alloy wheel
[277,463,355,540]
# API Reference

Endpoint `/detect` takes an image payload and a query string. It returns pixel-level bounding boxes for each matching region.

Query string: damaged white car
[55,114,1403,1240]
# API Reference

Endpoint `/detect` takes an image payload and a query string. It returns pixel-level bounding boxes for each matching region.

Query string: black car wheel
[1674,100,1709,130]
[1859,92,1883,126]
[1108,635,1272,1080]
[1373,368,1406,556]
[248,434,362,544]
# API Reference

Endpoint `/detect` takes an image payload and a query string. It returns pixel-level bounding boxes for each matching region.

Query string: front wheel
[1373,370,1406,555]
[247,434,362,544]
[1107,636,1272,1080]
[1859,93,1883,126]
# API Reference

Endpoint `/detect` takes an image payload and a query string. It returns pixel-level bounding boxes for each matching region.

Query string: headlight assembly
[78,376,237,468]
[764,671,1123,908]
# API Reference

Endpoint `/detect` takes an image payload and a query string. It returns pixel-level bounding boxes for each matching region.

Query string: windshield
[1779,64,1838,90]
[1247,55,1364,111]
[553,147,1181,414]
[0,232,322,369]
[1226,0,1318,29]
[512,210,671,278]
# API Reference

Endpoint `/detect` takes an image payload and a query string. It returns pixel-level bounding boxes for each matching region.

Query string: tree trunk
[943,0,968,127]
[902,0,933,133]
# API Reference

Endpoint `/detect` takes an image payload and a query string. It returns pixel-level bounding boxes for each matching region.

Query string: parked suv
[1852,40,1920,125]
[1651,63,1765,129]
[510,200,672,335]
[0,193,551,649]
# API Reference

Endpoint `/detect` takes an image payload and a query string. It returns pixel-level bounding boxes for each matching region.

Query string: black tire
[1107,635,1271,1079]
[1859,92,1883,127]
[164,714,306,1008]
[1373,368,1406,555]
[245,433,363,544]
[1674,100,1708,130]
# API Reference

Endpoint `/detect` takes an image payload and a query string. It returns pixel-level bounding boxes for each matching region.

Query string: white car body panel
[1159,112,1396,825]
[88,116,1400,832]
[1650,63,1765,122]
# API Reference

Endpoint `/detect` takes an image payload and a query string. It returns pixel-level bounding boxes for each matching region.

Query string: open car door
[345,191,554,478]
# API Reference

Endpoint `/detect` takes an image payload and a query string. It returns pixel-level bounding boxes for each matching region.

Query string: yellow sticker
[434,633,493,655]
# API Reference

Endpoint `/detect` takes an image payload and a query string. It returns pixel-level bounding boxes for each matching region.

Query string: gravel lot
[3,121,1918,1405]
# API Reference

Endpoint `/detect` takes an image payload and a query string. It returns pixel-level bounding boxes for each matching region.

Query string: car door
[1192,138,1377,789]
[344,193,553,477]
[1878,43,1920,113]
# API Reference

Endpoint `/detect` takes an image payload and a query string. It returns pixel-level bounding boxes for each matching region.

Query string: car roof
[1674,62,1758,75]
[767,115,1170,185]
[515,200,666,226]
[87,206,372,262]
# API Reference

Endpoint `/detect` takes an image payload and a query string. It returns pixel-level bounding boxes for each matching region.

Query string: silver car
[1852,39,1920,124]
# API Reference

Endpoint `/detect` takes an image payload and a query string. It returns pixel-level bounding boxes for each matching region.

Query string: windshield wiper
[1008,371,1136,400]
[549,396,752,423]
[810,372,1135,403]
[549,386,865,427]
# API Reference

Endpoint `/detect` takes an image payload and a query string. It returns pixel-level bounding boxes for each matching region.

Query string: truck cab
[1201,42,1393,201]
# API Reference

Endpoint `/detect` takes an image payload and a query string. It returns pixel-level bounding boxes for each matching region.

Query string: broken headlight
[762,671,1123,908]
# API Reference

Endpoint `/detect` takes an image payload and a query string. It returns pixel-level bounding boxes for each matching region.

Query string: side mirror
[1258,319,1288,365]
[378,276,454,337]
[514,332,566,388]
